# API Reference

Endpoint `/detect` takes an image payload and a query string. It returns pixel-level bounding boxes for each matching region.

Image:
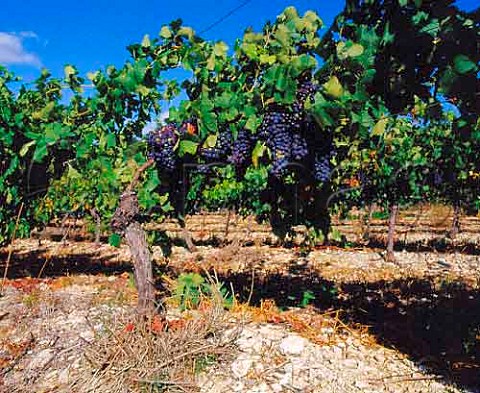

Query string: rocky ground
[0,234,479,392]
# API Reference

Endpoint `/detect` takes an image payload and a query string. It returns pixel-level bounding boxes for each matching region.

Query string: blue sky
[0,0,343,83]
[0,0,477,84]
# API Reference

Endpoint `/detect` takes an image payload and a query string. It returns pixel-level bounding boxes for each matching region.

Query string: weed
[171,272,234,311]
[22,292,40,308]
[300,290,316,308]
[194,354,218,374]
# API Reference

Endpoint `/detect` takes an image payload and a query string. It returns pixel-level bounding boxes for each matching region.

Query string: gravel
[200,323,464,393]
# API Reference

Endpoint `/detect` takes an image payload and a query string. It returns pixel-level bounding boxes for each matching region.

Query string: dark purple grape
[292,133,308,160]
[147,124,178,172]
[314,155,331,182]
[201,129,232,161]
[270,156,289,178]
[228,129,253,167]
[296,80,318,107]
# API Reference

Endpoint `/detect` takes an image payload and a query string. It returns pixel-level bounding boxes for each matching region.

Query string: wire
[199,0,253,35]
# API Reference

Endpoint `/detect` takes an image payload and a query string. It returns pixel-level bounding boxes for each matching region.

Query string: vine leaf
[323,76,343,98]
[372,117,389,136]
[453,55,477,74]
[178,140,198,157]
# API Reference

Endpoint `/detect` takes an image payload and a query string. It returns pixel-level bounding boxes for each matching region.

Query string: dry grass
[70,283,240,392]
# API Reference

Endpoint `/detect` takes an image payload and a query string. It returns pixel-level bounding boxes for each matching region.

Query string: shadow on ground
[1,244,479,391]
[210,262,480,392]
[362,235,480,255]
[0,247,132,278]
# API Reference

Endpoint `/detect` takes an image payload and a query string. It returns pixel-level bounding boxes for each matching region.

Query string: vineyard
[0,1,479,392]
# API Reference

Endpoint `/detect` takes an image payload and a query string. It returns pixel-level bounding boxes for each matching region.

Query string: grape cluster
[296,79,318,108]
[147,124,178,172]
[314,155,331,182]
[228,129,253,167]
[256,76,321,179]
[292,133,308,160]
[201,129,231,161]
[259,104,312,178]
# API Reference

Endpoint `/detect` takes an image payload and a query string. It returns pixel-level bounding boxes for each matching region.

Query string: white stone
[279,335,308,356]
[30,348,54,369]
[236,334,263,353]
[231,355,253,378]
[58,368,70,384]
[271,383,283,393]
[343,358,358,368]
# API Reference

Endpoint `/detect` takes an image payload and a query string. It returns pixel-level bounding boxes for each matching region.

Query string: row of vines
[1,1,479,310]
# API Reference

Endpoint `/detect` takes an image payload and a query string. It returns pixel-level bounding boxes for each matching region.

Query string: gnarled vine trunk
[111,159,159,315]
[90,208,101,245]
[386,203,398,263]
[111,191,156,314]
[112,191,156,314]
[450,201,461,240]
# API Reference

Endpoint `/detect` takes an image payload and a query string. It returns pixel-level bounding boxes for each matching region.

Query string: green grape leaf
[372,118,389,136]
[337,42,364,59]
[64,65,76,79]
[204,134,218,148]
[213,42,229,57]
[19,140,35,157]
[178,140,198,156]
[453,55,477,74]
[252,142,266,168]
[109,233,122,247]
[33,141,48,162]
[178,27,194,39]
[323,76,343,98]
[141,34,151,47]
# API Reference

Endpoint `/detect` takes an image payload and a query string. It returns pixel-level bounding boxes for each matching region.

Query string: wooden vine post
[111,159,158,315]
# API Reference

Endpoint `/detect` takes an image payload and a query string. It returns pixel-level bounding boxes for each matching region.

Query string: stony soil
[1,208,479,393]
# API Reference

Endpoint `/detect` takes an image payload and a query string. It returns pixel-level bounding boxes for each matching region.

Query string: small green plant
[22,292,40,308]
[172,272,233,311]
[287,290,316,308]
[300,290,316,307]
[194,354,218,374]
[304,228,325,247]
[146,230,169,246]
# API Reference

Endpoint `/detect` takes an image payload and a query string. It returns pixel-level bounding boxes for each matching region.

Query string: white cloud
[18,31,38,39]
[0,32,41,66]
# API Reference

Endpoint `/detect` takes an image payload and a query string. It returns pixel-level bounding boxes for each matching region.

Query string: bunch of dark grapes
[201,129,232,162]
[314,155,331,182]
[257,75,319,179]
[228,129,253,167]
[259,105,312,178]
[258,110,293,177]
[296,79,318,108]
[147,124,178,172]
[292,133,308,161]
